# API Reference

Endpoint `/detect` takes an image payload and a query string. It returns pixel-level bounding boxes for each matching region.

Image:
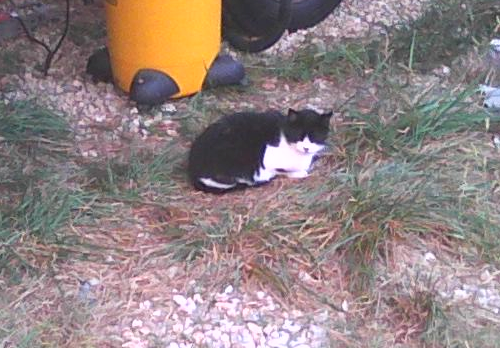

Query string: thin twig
[9,0,71,76]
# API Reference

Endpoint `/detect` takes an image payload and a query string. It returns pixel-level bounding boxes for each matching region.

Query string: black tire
[229,0,342,34]
[222,0,292,52]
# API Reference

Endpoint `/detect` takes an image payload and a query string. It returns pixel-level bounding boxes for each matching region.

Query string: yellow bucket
[104,0,221,98]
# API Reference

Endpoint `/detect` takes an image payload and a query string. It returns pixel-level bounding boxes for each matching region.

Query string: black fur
[188,109,331,193]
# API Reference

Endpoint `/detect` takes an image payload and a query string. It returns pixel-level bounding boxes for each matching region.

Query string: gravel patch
[110,285,344,348]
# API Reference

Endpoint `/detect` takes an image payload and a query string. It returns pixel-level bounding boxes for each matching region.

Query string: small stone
[221,333,230,344]
[267,331,290,347]
[131,319,143,328]
[122,329,134,340]
[341,299,349,312]
[424,252,436,262]
[173,294,187,307]
[282,319,301,333]
[152,310,162,317]
[192,331,204,345]
[256,291,266,300]
[161,103,177,113]
[247,322,263,338]
[453,289,470,301]
[263,324,277,336]
[88,278,100,286]
[211,329,221,340]
[140,300,152,310]
[181,298,197,314]
[480,270,492,282]
[224,285,234,294]
[193,293,204,303]
[172,323,183,333]
[139,327,151,335]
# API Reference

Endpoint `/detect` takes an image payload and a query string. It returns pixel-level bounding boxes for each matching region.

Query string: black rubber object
[225,0,342,35]
[129,69,180,105]
[203,54,245,88]
[222,0,292,52]
[86,47,113,83]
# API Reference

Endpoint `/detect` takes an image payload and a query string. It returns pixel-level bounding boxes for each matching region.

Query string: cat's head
[283,108,332,154]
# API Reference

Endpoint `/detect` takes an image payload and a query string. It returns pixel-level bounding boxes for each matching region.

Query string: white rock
[172,323,184,333]
[282,319,301,333]
[224,285,234,294]
[247,322,263,338]
[88,278,100,286]
[267,331,290,347]
[167,343,179,348]
[424,252,436,262]
[211,329,221,340]
[139,327,151,335]
[221,333,231,344]
[289,333,309,347]
[256,291,266,300]
[193,293,204,303]
[140,300,152,310]
[192,331,204,345]
[453,289,471,301]
[182,298,197,314]
[152,310,162,317]
[341,299,349,312]
[131,319,143,328]
[173,294,187,307]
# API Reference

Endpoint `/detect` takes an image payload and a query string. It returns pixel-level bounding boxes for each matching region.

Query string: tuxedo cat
[188,108,332,193]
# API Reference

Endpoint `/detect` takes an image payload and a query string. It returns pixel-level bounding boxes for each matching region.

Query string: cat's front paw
[286,170,309,179]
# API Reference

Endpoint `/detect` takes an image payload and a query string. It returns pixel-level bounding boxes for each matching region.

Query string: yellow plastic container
[104,0,221,98]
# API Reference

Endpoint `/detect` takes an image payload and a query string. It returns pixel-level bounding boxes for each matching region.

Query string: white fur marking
[294,136,325,154]
[260,134,323,178]
[253,167,276,183]
[236,177,254,186]
[199,178,236,189]
[286,170,309,179]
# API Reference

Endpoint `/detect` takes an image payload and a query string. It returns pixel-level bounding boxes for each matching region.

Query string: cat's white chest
[261,134,318,174]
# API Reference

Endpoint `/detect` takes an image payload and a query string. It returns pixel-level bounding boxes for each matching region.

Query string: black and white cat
[188,108,332,193]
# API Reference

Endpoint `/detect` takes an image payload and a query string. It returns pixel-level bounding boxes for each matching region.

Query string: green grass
[259,42,379,81]
[389,0,500,72]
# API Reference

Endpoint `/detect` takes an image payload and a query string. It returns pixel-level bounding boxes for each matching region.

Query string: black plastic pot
[224,0,342,40]
[222,0,292,52]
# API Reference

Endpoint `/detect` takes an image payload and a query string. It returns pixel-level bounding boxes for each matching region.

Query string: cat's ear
[321,111,333,126]
[287,108,299,123]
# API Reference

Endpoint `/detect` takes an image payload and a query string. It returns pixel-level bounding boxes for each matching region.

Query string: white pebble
[424,252,436,262]
[282,319,301,333]
[211,329,221,340]
[267,331,290,347]
[193,293,204,303]
[173,295,187,307]
[88,278,100,286]
[221,333,230,343]
[140,300,152,310]
[224,285,234,294]
[341,299,349,312]
[247,322,263,338]
[192,331,204,345]
[453,289,470,301]
[172,323,183,333]
[139,327,151,336]
[131,319,143,328]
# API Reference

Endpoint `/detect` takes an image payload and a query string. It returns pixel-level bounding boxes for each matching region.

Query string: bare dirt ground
[1,0,500,347]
